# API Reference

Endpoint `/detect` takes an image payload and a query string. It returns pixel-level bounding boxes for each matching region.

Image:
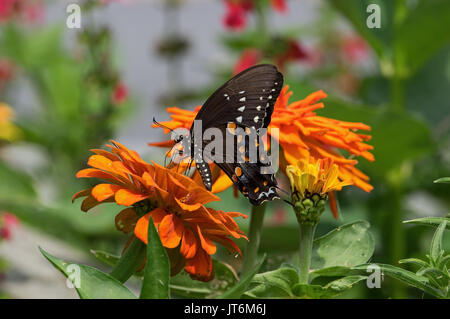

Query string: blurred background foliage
[0,0,449,298]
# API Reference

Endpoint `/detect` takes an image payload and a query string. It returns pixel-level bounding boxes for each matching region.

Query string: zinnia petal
[184,249,214,282]
[180,227,197,259]
[158,214,184,249]
[115,188,149,206]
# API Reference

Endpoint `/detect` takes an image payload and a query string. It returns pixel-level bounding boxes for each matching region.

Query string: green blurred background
[0,0,449,298]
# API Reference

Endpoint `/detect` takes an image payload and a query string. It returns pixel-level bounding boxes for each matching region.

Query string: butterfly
[171,64,284,205]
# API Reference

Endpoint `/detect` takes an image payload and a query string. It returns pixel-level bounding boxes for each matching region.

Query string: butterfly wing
[200,124,280,205]
[192,64,283,204]
[195,64,283,130]
[215,161,279,205]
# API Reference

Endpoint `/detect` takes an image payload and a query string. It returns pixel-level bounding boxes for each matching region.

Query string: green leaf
[40,247,136,299]
[170,259,239,299]
[430,221,447,262]
[353,264,445,298]
[311,221,375,269]
[310,266,352,279]
[404,217,450,230]
[416,267,450,290]
[219,254,266,299]
[398,258,429,269]
[327,0,390,58]
[291,283,325,299]
[42,62,82,119]
[396,0,450,75]
[0,25,65,68]
[292,275,367,299]
[0,161,36,202]
[244,267,299,298]
[90,250,121,267]
[434,177,450,184]
[140,217,170,299]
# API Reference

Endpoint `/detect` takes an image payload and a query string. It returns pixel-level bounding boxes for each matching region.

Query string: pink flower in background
[341,35,369,64]
[233,49,262,75]
[22,0,44,24]
[112,82,128,105]
[0,0,44,24]
[305,45,323,67]
[271,0,287,13]
[0,212,19,241]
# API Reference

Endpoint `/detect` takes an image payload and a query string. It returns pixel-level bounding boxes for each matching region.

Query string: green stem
[388,178,406,298]
[110,236,146,283]
[255,2,268,37]
[384,0,408,298]
[241,203,266,277]
[390,0,407,113]
[298,223,317,284]
[390,75,405,113]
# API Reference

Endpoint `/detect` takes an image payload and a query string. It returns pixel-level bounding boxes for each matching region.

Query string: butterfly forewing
[195,64,283,130]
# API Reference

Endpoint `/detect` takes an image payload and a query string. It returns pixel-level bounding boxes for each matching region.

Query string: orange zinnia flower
[150,85,374,194]
[73,140,247,282]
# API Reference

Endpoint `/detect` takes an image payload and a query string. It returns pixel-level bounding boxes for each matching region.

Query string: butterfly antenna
[186,158,194,176]
[153,117,175,133]
[166,149,177,169]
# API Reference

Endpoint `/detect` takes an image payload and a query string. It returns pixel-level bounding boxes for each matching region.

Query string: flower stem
[241,203,266,277]
[298,223,317,284]
[110,236,146,283]
[387,177,406,299]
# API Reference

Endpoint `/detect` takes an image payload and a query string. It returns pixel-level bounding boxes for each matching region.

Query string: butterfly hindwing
[216,161,279,205]
[199,124,280,205]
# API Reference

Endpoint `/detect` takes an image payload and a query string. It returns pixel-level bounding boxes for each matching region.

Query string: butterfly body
[189,64,284,205]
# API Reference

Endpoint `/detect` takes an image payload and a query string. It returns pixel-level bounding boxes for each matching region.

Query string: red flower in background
[271,0,287,13]
[0,59,15,90]
[233,40,309,74]
[223,1,247,31]
[275,40,310,70]
[222,0,288,31]
[233,49,262,75]
[0,0,15,21]
[112,82,128,105]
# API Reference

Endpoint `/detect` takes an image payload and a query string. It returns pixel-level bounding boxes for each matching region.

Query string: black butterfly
[174,64,284,205]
